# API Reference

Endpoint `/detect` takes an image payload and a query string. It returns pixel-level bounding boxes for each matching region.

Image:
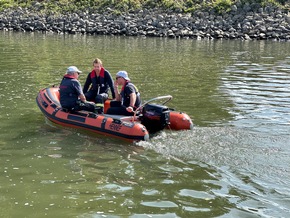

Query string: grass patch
[0,0,288,13]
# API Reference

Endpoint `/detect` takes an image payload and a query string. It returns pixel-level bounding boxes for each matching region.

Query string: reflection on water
[1,32,290,217]
[221,52,290,135]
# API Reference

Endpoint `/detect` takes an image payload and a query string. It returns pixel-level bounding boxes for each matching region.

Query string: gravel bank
[1,2,290,41]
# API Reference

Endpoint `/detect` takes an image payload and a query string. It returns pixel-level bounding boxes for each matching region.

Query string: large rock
[0,4,289,41]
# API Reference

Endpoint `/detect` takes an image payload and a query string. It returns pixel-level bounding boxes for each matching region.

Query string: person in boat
[59,66,97,113]
[83,58,115,114]
[106,71,141,116]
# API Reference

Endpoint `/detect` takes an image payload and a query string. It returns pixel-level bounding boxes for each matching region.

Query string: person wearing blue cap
[106,70,141,116]
[59,66,97,112]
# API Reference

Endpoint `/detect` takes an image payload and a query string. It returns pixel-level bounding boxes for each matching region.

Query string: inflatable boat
[36,86,193,142]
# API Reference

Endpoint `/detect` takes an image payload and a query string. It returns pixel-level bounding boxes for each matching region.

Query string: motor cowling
[140,104,170,133]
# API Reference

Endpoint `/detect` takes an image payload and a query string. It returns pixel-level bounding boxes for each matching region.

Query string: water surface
[0,32,290,217]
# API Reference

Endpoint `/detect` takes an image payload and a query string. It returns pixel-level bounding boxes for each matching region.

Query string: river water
[0,32,289,218]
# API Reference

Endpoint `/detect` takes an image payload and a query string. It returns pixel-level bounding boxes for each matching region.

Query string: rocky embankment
[1,2,290,40]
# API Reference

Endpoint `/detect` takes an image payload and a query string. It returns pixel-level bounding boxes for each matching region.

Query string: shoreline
[1,3,290,41]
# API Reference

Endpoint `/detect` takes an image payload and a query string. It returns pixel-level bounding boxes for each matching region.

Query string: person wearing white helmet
[59,66,97,112]
[106,70,141,116]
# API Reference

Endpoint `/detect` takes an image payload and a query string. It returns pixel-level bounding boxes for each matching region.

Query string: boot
[97,106,104,114]
[94,106,103,114]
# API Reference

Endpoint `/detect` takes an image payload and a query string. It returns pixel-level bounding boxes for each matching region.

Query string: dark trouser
[73,101,96,112]
[85,90,108,113]
[85,90,108,103]
[84,90,97,101]
[106,101,134,116]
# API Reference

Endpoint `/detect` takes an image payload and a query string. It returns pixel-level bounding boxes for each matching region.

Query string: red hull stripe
[36,96,146,141]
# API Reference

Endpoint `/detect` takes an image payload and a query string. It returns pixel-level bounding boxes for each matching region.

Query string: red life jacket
[90,68,105,92]
[63,74,76,79]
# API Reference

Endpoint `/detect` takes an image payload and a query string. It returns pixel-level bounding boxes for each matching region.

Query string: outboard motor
[140,104,170,133]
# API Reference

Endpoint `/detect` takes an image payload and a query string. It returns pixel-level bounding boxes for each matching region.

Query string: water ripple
[221,58,290,135]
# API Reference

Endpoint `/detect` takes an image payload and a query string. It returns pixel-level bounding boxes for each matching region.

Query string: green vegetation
[0,0,289,14]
